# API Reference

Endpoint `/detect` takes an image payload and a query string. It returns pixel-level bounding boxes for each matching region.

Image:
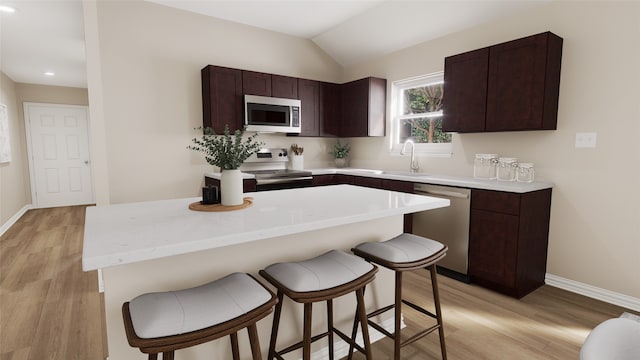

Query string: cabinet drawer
[471,189,520,215]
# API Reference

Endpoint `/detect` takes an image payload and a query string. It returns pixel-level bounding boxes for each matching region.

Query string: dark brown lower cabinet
[469,189,552,298]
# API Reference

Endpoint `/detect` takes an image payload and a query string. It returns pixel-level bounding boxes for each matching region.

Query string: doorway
[24,102,94,208]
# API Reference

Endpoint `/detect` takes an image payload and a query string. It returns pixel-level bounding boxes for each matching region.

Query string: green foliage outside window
[400,83,451,144]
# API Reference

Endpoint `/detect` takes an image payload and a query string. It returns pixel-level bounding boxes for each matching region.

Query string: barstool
[259,250,378,360]
[122,272,278,360]
[351,233,448,360]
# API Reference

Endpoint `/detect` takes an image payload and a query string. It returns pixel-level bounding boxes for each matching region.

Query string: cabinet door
[242,71,271,96]
[469,209,519,288]
[320,82,341,137]
[442,48,489,133]
[340,77,386,137]
[312,174,336,186]
[486,32,562,131]
[298,79,320,136]
[201,65,243,133]
[341,79,369,137]
[272,75,298,99]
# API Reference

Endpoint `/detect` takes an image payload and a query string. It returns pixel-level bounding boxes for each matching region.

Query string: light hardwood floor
[0,206,636,359]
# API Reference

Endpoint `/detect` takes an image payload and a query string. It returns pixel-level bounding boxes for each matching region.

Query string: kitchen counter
[205,168,553,193]
[83,185,449,359]
[82,185,448,271]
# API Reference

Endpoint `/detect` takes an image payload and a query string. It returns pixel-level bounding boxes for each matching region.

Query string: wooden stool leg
[230,332,240,360]
[303,302,313,360]
[394,271,403,360]
[430,265,447,360]
[248,323,263,360]
[162,351,174,360]
[356,287,373,360]
[268,291,285,360]
[149,354,158,360]
[327,299,334,360]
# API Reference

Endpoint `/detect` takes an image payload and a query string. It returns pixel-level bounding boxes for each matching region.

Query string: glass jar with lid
[474,154,498,179]
[517,163,535,183]
[497,157,518,181]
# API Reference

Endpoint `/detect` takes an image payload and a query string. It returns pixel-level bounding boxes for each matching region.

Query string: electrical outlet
[575,132,597,148]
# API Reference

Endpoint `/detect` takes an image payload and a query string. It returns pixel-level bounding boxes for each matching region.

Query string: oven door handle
[255,177,313,185]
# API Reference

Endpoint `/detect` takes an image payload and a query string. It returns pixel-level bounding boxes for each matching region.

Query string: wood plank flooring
[0,206,105,360]
[0,206,636,359]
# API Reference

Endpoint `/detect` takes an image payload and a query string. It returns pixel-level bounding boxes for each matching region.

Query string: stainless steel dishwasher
[413,183,471,282]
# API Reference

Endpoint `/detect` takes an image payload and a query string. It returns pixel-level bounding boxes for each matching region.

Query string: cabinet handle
[415,189,469,199]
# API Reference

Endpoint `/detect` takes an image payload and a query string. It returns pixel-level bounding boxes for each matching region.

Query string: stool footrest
[367,303,395,319]
[401,324,441,347]
[402,299,437,320]
[276,330,330,356]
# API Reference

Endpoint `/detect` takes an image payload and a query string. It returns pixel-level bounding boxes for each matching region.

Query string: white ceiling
[0,0,546,88]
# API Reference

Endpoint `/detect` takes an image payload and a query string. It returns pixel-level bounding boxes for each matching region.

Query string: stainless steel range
[241,148,313,191]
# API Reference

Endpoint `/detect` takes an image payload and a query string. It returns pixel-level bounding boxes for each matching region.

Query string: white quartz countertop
[205,168,553,193]
[82,185,449,271]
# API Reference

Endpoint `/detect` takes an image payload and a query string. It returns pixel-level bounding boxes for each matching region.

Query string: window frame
[390,72,452,157]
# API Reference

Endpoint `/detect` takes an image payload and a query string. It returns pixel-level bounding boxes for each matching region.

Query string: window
[391,72,452,156]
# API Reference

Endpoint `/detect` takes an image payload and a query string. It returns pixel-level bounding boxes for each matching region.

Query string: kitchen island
[83,185,449,359]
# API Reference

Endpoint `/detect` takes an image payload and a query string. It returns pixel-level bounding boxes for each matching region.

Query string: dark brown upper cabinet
[341,77,386,137]
[272,75,298,99]
[443,32,563,133]
[320,81,341,137]
[201,65,243,133]
[242,71,272,97]
[242,71,298,99]
[298,78,320,136]
[202,65,386,137]
[442,48,489,133]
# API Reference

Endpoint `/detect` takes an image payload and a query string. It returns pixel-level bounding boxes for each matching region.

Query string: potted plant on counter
[189,125,263,206]
[329,139,350,168]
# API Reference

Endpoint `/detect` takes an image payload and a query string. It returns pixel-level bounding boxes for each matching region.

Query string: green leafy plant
[188,125,264,170]
[329,139,350,159]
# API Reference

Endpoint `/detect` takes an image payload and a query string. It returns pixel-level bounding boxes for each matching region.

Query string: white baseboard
[0,204,32,237]
[546,273,640,312]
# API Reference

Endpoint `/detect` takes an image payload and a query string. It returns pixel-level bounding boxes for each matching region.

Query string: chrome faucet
[400,139,419,172]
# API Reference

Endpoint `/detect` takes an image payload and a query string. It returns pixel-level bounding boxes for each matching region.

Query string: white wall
[342,1,640,299]
[0,72,30,226]
[84,0,639,300]
[87,0,342,204]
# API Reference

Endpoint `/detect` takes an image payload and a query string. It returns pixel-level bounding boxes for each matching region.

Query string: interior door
[25,103,94,208]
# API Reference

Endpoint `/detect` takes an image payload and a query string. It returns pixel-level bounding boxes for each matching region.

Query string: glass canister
[474,154,498,179]
[497,157,518,181]
[517,163,535,183]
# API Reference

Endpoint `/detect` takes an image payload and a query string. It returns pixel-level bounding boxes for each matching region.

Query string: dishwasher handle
[415,188,469,199]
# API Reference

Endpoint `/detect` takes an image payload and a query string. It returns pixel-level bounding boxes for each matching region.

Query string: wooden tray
[188,197,253,212]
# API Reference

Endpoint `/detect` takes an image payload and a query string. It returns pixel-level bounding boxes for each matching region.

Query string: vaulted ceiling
[0,0,547,88]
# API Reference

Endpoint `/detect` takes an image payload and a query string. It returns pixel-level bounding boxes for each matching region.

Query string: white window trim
[390,72,452,157]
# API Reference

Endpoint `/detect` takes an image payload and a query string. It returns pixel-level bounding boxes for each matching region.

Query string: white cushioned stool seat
[354,233,445,264]
[262,249,375,292]
[129,272,273,339]
[580,318,640,360]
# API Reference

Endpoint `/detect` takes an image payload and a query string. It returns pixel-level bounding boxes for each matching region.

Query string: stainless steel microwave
[244,95,301,133]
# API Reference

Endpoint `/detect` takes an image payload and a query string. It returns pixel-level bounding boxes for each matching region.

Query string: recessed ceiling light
[44,72,55,76]
[0,5,16,13]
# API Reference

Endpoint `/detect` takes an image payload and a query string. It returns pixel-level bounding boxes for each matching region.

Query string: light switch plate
[575,132,597,148]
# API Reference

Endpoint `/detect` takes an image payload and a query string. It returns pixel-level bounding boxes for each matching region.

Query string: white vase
[334,157,348,168]
[220,169,243,206]
[290,155,304,170]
